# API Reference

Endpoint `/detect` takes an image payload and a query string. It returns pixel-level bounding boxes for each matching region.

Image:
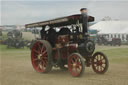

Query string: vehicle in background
[5,30,25,48]
[97,35,121,46]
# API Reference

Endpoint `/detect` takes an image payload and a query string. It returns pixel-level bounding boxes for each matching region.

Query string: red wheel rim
[31,41,48,72]
[92,54,107,73]
[68,54,82,77]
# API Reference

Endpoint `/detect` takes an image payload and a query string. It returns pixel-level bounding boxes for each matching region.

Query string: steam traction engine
[25,14,109,77]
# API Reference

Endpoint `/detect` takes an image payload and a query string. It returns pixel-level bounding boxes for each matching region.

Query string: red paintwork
[68,44,77,53]
[31,41,48,72]
[56,35,69,44]
[53,43,77,60]
[68,54,82,77]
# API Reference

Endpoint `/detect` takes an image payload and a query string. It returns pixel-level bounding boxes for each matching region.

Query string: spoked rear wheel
[31,40,52,73]
[92,52,109,74]
[68,53,85,77]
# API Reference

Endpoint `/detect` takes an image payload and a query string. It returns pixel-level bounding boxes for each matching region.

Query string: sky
[1,0,128,25]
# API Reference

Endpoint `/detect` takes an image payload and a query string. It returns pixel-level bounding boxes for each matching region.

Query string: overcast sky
[1,0,128,25]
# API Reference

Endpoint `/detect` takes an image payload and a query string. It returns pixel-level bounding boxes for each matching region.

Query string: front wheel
[92,52,109,74]
[68,53,85,77]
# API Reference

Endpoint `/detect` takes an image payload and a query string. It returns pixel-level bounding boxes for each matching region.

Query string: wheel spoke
[101,57,105,61]
[77,62,81,66]
[42,50,47,55]
[37,65,40,70]
[95,66,98,70]
[74,67,78,73]
[33,49,40,54]
[41,45,45,53]
[97,55,100,60]
[40,60,46,67]
[100,66,102,71]
[101,65,105,69]
[43,59,48,66]
[42,56,48,60]
[100,55,102,60]
[74,56,78,63]
[96,56,99,61]
[37,62,42,70]
[93,61,98,64]
[98,66,100,71]
[42,63,46,69]
[102,62,106,64]
[37,43,42,51]
[42,53,47,58]
[32,58,39,62]
[77,65,81,71]
[71,59,75,63]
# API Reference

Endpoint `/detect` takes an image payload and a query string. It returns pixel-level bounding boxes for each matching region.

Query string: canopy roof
[25,14,94,28]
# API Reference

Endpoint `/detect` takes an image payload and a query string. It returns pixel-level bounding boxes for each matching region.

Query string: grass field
[1,45,128,85]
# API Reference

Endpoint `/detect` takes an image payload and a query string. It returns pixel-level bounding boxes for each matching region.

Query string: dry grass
[1,45,128,85]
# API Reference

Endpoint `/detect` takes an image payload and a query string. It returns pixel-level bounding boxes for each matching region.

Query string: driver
[40,27,46,39]
[47,27,56,47]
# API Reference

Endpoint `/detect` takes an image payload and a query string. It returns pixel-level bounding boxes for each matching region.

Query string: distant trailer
[98,33,128,42]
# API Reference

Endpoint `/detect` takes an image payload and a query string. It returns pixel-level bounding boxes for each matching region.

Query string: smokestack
[80,8,88,34]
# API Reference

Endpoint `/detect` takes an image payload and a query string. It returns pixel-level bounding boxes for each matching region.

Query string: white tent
[90,21,128,34]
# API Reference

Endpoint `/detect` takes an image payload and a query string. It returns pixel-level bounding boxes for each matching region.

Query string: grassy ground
[1,44,128,85]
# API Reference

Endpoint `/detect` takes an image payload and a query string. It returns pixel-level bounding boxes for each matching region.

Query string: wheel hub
[73,63,76,67]
[97,60,102,66]
[38,54,42,59]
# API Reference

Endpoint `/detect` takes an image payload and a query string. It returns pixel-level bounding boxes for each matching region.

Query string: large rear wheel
[92,52,109,74]
[68,53,85,77]
[31,40,52,73]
